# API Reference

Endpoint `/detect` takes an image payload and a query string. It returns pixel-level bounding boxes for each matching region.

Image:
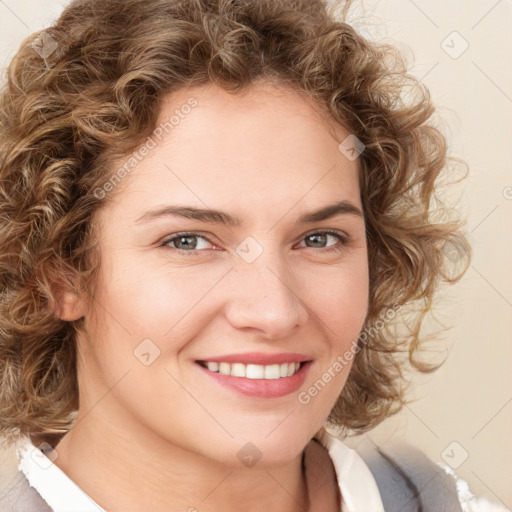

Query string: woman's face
[72,82,369,466]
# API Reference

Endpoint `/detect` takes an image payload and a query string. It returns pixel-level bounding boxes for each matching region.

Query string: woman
[0,0,490,510]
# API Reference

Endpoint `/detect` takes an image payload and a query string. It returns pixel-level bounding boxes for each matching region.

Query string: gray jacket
[0,437,462,511]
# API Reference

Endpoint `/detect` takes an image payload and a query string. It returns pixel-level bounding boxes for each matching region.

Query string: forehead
[154,81,349,153]
[102,82,361,223]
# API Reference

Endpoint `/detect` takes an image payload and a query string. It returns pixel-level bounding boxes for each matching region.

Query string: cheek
[296,259,368,402]
[305,259,369,339]
[98,258,222,337]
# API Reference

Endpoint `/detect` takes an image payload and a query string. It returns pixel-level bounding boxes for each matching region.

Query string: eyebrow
[134,200,364,226]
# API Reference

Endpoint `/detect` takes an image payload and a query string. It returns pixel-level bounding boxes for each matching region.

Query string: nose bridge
[224,239,307,337]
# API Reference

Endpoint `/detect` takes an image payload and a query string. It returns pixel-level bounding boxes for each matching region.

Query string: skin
[53,81,369,512]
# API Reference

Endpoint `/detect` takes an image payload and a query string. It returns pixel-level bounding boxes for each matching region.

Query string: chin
[219,425,313,469]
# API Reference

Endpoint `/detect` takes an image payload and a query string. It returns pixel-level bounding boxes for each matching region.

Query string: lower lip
[196,361,313,398]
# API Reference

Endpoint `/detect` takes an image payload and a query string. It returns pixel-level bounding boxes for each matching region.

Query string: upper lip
[196,352,312,365]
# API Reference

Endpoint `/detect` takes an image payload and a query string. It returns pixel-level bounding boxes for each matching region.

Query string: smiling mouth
[196,360,306,379]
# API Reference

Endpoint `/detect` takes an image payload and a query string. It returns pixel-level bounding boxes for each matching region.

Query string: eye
[296,230,350,253]
[161,232,216,254]
[160,230,350,256]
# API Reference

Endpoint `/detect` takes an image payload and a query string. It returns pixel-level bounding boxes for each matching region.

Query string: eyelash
[160,230,351,256]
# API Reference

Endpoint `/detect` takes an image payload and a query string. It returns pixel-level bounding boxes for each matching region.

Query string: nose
[223,248,309,340]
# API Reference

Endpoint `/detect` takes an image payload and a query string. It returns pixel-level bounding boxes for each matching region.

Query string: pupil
[307,234,326,248]
[179,236,196,250]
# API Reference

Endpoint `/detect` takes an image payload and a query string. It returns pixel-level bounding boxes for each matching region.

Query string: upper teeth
[202,361,301,379]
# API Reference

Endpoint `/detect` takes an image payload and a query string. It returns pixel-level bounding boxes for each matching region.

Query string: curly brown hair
[0,0,471,448]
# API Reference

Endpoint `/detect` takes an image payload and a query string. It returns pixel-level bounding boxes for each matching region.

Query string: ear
[49,276,88,322]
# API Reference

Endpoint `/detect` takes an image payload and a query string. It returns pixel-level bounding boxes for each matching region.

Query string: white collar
[15,429,384,512]
[15,434,106,512]
[314,428,385,512]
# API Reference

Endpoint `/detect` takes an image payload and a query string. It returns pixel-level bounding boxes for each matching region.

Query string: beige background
[1,0,511,508]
